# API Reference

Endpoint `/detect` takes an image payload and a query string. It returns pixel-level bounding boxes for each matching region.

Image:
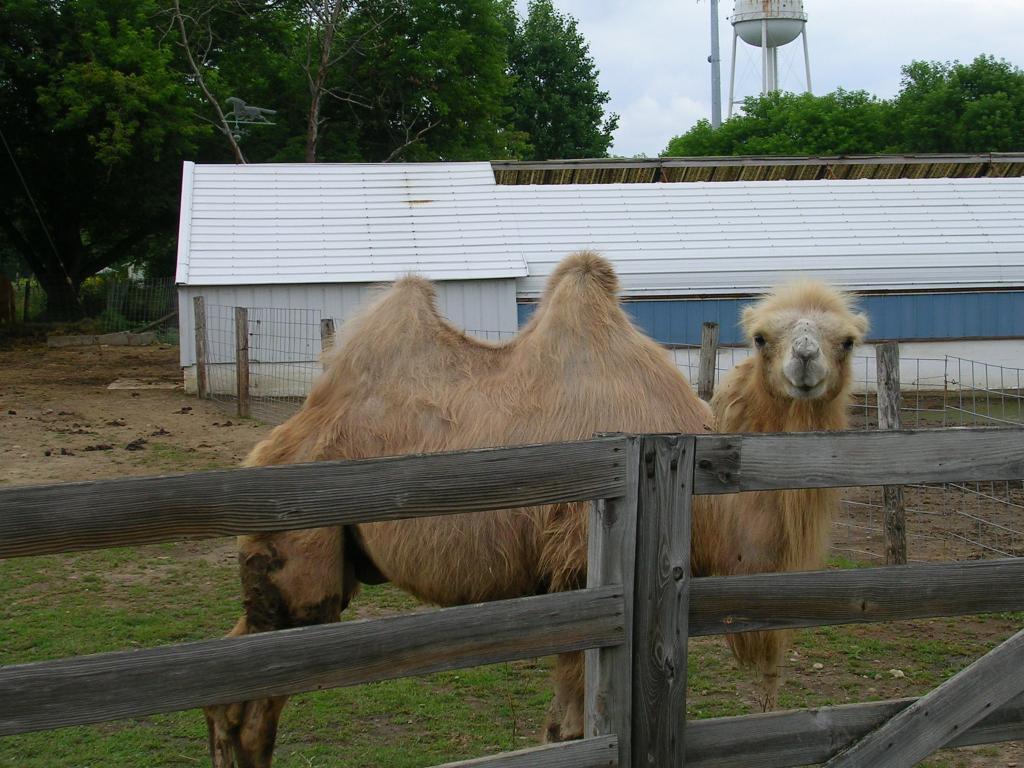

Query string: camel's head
[741,281,869,402]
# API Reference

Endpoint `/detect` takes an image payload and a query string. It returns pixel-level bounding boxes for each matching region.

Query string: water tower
[727,0,812,118]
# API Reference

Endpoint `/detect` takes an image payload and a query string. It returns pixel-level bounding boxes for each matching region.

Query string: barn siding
[178,279,517,367]
[517,292,1024,346]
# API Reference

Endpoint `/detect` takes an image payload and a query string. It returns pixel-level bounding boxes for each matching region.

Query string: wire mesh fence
[832,354,1024,565]
[201,305,324,425]
[195,306,1022,563]
[100,277,177,334]
[3,275,177,339]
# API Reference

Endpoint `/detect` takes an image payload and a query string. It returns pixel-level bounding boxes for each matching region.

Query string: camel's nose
[792,335,820,362]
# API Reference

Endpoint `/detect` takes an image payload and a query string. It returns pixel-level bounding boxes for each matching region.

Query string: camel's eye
[753,334,767,349]
[842,337,855,351]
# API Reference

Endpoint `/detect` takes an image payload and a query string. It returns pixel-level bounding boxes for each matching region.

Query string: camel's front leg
[543,652,585,742]
[204,527,351,767]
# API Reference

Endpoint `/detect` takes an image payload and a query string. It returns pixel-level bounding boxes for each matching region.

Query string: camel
[701,280,869,708]
[203,254,867,767]
[204,251,713,767]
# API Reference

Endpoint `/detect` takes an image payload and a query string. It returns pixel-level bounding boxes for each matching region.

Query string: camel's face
[742,284,869,403]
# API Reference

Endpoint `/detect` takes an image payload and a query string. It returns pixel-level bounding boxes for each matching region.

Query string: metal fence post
[585,436,640,768]
[235,307,250,418]
[631,434,695,766]
[192,296,208,399]
[876,342,907,564]
[698,323,720,401]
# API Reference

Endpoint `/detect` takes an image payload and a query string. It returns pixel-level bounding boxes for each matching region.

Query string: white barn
[175,160,1024,394]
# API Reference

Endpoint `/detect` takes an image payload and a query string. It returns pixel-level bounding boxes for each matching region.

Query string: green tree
[663,55,1024,157]
[336,0,523,161]
[663,89,894,156]
[506,0,618,159]
[0,0,203,318]
[892,55,1024,153]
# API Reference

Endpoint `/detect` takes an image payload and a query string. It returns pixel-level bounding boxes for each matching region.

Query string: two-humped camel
[204,253,867,767]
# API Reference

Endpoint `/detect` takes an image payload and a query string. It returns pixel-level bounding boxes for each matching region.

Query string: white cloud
[518,0,1024,157]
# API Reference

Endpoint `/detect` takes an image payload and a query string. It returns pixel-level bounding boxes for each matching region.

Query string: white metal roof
[508,177,1024,297]
[175,162,528,285]
[177,163,1024,296]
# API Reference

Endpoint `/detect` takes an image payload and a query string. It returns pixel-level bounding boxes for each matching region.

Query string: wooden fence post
[192,296,208,400]
[631,434,695,767]
[698,322,719,401]
[235,307,250,418]
[585,436,640,768]
[876,341,907,565]
[320,318,336,353]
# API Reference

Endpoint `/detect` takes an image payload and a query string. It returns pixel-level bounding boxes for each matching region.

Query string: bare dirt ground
[0,342,271,487]
[1,343,1021,767]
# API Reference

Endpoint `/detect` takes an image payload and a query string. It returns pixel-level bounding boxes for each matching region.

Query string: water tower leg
[709,0,722,128]
[802,26,813,93]
[727,28,738,119]
[761,19,768,95]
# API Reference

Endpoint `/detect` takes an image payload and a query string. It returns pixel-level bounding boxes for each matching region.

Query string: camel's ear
[851,312,870,340]
[739,304,759,338]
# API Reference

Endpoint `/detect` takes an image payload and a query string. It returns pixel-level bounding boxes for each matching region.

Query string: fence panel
[0,438,627,558]
[0,588,623,737]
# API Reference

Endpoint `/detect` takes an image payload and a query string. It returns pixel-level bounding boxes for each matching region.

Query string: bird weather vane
[225,97,277,141]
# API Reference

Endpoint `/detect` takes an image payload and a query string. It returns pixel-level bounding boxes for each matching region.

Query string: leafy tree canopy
[506,0,618,160]
[0,0,615,316]
[1,0,202,317]
[663,55,1024,157]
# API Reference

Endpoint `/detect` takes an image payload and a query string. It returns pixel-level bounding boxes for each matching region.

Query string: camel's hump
[544,250,620,298]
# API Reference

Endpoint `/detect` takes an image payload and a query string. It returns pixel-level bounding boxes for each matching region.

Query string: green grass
[2,541,1021,766]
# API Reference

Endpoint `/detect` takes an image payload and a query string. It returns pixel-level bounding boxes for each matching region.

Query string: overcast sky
[517,0,1024,157]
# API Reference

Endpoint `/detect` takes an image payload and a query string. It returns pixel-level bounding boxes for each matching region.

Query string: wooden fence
[1,428,1023,767]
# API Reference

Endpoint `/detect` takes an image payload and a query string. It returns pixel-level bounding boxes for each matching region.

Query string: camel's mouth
[786,380,827,400]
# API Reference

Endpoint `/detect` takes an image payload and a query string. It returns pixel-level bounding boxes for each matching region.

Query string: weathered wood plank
[824,626,1024,767]
[631,435,694,767]
[234,306,250,418]
[192,296,208,399]
[320,317,335,352]
[697,322,719,401]
[685,692,1024,768]
[586,437,640,767]
[689,558,1024,636]
[0,437,628,558]
[876,341,907,564]
[0,587,623,736]
[694,428,1024,495]
[432,735,617,768]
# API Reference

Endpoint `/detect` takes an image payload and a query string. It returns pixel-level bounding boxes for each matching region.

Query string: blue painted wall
[516,291,1024,345]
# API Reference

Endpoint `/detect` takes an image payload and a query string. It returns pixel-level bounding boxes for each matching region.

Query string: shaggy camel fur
[204,251,714,767]
[703,281,869,708]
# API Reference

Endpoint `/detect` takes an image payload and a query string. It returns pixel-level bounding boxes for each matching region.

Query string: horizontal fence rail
[0,438,628,558]
[694,427,1024,494]
[689,558,1024,636]
[684,692,1024,768]
[0,587,623,737]
[434,735,618,768]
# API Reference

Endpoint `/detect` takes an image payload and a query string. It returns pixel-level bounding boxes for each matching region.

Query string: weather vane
[225,97,277,141]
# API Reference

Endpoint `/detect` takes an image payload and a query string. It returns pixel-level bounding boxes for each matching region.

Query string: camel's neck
[716,363,850,435]
[712,359,851,573]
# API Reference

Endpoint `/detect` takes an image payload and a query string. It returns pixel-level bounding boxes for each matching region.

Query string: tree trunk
[37,275,84,321]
